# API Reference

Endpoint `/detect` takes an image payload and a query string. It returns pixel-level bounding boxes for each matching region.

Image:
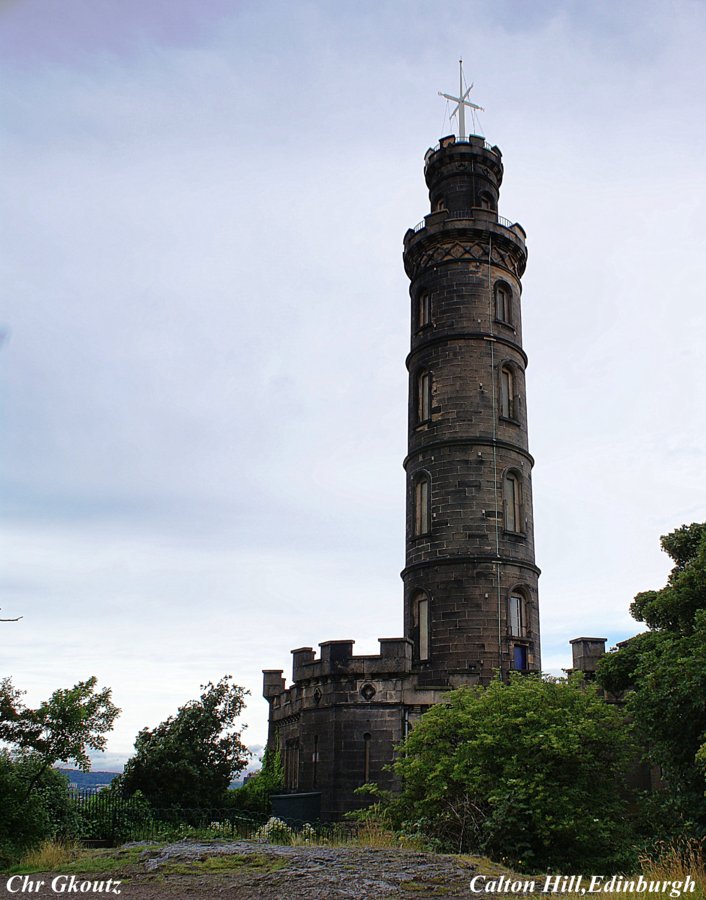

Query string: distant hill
[57,769,119,792]
[59,769,248,792]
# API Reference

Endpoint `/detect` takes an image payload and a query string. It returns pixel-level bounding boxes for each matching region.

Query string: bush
[0,752,80,867]
[76,787,155,844]
[386,675,640,873]
[227,747,283,818]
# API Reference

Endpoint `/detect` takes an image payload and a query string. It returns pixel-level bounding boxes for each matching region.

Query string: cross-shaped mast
[438,59,484,140]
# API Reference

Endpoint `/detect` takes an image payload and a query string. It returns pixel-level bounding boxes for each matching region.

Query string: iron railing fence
[66,790,360,847]
[411,209,519,234]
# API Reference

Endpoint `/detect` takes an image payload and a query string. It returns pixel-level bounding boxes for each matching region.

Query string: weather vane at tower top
[438,59,484,141]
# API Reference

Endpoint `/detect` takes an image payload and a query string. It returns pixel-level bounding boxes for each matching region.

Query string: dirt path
[1,840,482,899]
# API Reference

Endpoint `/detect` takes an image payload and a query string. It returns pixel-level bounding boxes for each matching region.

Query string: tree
[0,676,119,864]
[0,676,120,799]
[386,675,637,873]
[597,522,706,830]
[118,676,249,812]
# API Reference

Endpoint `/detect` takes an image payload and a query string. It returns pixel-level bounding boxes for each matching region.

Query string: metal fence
[66,790,359,847]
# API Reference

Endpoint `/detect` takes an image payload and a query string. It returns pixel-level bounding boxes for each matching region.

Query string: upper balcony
[409,207,526,241]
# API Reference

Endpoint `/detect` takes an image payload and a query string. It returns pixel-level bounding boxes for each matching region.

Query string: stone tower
[263,127,541,822]
[402,133,540,684]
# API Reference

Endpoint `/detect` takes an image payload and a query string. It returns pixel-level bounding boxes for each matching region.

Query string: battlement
[294,638,413,682]
[423,133,502,175]
[262,637,413,698]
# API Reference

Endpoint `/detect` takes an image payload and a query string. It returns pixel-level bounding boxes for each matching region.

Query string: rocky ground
[1,839,484,899]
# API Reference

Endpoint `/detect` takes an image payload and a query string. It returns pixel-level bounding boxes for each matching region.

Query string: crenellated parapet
[262,637,414,702]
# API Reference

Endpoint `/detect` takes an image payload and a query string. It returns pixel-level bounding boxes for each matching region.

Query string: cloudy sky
[2,0,705,770]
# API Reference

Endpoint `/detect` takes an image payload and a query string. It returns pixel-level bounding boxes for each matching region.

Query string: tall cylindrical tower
[402,134,540,685]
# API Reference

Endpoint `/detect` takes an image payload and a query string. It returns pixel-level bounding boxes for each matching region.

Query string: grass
[553,839,706,900]
[8,842,162,877]
[638,839,706,899]
[161,854,288,876]
[15,840,80,872]
[400,880,451,894]
[285,821,428,850]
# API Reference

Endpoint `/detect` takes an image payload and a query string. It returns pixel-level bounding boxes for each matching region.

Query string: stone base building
[263,128,543,821]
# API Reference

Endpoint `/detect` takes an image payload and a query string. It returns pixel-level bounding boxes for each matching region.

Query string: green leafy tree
[387,675,637,873]
[598,523,706,828]
[118,676,249,812]
[0,676,120,800]
[0,677,118,865]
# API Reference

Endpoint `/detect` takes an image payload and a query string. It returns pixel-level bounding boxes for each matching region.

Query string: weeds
[16,840,80,872]
[638,839,706,899]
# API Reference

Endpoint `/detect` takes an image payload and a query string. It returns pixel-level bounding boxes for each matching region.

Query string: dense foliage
[598,522,706,831]
[385,674,637,873]
[228,746,284,817]
[0,676,118,865]
[0,676,119,785]
[117,676,249,812]
[0,753,81,866]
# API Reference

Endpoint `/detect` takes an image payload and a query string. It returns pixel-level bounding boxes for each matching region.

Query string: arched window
[417,291,431,330]
[414,591,430,662]
[434,197,446,212]
[508,592,527,637]
[503,471,523,533]
[413,473,430,536]
[479,191,494,211]
[416,369,431,424]
[500,366,515,419]
[495,282,512,324]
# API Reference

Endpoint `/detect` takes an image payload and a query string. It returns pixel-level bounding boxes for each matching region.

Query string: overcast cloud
[1,0,705,768]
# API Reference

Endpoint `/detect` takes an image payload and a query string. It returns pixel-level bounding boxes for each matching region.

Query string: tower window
[503,471,523,534]
[414,474,430,536]
[495,282,512,324]
[508,593,527,637]
[416,369,432,424]
[417,292,431,330]
[479,191,495,211]
[500,366,516,419]
[434,197,446,212]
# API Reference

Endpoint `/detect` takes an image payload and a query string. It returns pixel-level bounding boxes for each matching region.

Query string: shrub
[227,747,283,818]
[0,753,80,867]
[76,787,155,844]
[386,675,639,873]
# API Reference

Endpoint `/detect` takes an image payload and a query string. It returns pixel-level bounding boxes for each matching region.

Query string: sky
[1,0,705,771]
